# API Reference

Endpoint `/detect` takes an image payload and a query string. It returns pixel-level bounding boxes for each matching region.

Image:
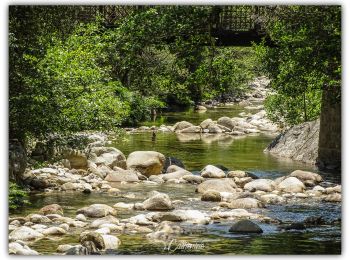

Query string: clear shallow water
[10,106,341,255]
[17,183,341,255]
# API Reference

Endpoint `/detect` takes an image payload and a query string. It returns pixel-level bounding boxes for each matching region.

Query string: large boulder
[9,226,44,241]
[277,177,305,193]
[142,192,173,211]
[161,170,192,181]
[244,179,275,192]
[217,117,236,130]
[77,204,117,218]
[200,165,225,178]
[104,168,139,182]
[88,147,126,169]
[173,121,194,131]
[196,179,236,193]
[229,220,263,233]
[9,140,27,182]
[126,151,165,177]
[39,204,64,216]
[289,170,323,183]
[228,198,264,209]
[265,119,319,164]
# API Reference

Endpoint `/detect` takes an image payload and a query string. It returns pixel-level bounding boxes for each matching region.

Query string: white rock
[200,165,226,178]
[9,226,44,241]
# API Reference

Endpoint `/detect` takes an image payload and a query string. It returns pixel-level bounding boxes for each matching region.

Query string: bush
[9,182,30,210]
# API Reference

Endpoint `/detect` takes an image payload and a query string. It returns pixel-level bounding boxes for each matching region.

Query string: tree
[255,6,341,126]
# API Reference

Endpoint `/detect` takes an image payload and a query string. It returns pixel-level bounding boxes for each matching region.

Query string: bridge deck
[76,5,269,46]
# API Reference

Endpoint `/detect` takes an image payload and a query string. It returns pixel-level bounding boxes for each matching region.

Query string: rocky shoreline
[127,109,279,137]
[9,139,342,255]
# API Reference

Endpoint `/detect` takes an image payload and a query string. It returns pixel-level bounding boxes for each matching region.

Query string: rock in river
[77,204,117,218]
[163,157,185,173]
[200,165,226,178]
[228,198,264,209]
[104,167,139,182]
[90,215,120,228]
[201,190,222,202]
[277,177,305,193]
[217,116,236,130]
[80,232,121,251]
[227,170,247,178]
[179,126,201,133]
[126,151,165,177]
[182,175,204,184]
[229,220,263,233]
[142,192,173,211]
[173,121,194,131]
[88,147,126,169]
[161,169,192,181]
[244,179,275,192]
[9,226,44,241]
[39,204,64,216]
[152,210,209,224]
[42,226,67,236]
[289,170,323,184]
[196,179,236,193]
[9,242,39,255]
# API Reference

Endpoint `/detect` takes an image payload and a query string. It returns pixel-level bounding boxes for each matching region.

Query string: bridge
[77,5,271,46]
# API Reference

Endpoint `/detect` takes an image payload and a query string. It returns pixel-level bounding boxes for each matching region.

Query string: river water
[11,105,341,255]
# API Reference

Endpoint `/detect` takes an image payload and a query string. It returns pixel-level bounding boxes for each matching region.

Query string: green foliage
[9,5,260,143]
[255,6,341,126]
[9,182,30,210]
[23,23,129,135]
[193,47,258,102]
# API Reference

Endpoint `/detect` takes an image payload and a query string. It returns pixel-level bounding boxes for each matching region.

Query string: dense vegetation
[9,182,30,210]
[256,6,341,126]
[9,6,258,144]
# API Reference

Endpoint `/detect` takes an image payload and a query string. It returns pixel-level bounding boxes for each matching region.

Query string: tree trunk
[317,85,341,171]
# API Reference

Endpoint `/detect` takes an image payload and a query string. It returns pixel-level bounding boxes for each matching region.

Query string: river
[10,105,341,255]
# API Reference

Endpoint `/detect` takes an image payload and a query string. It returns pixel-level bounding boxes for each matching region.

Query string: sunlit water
[10,105,341,255]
